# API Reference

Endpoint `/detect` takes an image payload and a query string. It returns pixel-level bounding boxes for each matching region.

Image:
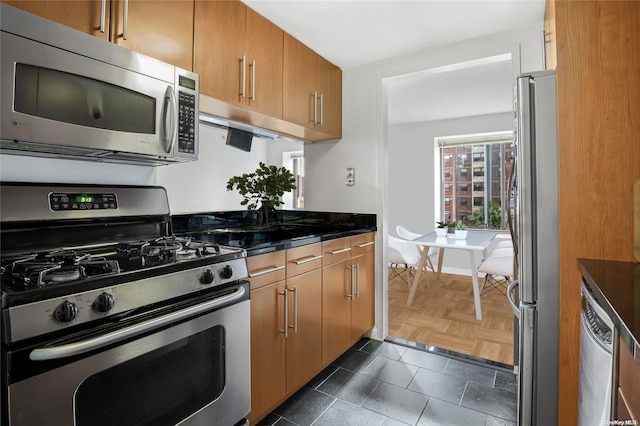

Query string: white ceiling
[385,54,515,125]
[242,0,545,124]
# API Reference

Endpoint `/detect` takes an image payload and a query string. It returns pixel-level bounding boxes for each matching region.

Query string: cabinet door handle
[279,288,288,338]
[313,91,318,124]
[355,263,360,297]
[239,55,246,98]
[293,255,323,265]
[250,60,256,101]
[357,241,375,248]
[122,0,129,40]
[249,265,285,278]
[347,265,355,299]
[319,93,324,126]
[289,286,298,333]
[99,0,106,33]
[329,247,351,255]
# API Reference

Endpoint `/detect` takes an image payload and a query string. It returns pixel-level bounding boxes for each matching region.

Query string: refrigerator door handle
[507,280,521,319]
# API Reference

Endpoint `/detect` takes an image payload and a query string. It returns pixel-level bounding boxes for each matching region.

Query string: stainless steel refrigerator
[507,70,559,426]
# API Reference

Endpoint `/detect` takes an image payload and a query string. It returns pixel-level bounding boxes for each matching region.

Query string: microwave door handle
[162,86,177,154]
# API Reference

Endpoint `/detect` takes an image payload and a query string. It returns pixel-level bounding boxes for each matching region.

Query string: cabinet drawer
[247,251,286,290]
[322,237,352,267]
[287,243,322,278]
[351,232,375,257]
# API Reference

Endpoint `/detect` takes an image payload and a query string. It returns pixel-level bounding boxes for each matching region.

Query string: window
[437,131,513,229]
[282,151,304,209]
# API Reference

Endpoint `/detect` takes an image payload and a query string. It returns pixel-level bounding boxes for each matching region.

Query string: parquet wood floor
[388,268,515,365]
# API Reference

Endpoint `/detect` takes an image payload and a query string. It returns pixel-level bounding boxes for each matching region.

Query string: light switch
[346,168,355,186]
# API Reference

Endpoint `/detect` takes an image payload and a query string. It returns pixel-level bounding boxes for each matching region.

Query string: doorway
[383,54,517,367]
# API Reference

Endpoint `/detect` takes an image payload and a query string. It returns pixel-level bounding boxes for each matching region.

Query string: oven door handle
[29,286,246,361]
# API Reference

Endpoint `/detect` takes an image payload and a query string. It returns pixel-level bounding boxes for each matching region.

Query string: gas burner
[116,241,150,258]
[142,237,221,263]
[2,252,121,289]
[44,249,91,265]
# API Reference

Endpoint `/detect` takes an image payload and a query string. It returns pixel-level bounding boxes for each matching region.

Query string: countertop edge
[244,227,377,256]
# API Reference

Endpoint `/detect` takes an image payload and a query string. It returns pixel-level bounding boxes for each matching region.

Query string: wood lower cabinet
[249,278,286,424]
[322,233,375,365]
[350,235,375,342]
[247,251,287,424]
[3,0,194,70]
[617,336,640,421]
[285,268,322,392]
[322,255,353,364]
[248,244,323,424]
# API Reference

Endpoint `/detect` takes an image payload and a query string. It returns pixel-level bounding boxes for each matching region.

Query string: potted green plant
[454,222,468,239]
[226,162,296,228]
[435,221,449,237]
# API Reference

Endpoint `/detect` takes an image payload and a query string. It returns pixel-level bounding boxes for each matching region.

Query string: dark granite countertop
[171,210,377,256]
[578,258,640,348]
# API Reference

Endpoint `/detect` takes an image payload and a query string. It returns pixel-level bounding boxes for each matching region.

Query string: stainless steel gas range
[0,183,251,426]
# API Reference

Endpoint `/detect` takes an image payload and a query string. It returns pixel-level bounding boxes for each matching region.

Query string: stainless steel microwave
[0,4,199,166]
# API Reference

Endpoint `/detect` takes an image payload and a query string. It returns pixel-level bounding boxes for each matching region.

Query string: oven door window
[74,325,225,426]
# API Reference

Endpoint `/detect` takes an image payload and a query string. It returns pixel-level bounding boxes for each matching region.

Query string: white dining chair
[477,247,514,296]
[388,234,427,290]
[395,225,437,273]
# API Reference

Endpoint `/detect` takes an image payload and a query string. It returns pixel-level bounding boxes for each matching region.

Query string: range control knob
[53,300,78,323]
[201,269,215,285]
[92,292,115,313]
[219,265,233,280]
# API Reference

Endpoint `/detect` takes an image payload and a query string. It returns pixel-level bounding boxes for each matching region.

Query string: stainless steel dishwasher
[578,282,614,426]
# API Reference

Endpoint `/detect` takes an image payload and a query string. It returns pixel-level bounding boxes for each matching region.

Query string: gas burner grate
[2,253,121,288]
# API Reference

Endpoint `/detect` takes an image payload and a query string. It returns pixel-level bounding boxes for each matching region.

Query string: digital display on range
[49,193,118,211]
[75,195,93,203]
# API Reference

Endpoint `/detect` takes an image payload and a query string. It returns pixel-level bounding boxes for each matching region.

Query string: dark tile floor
[256,339,517,426]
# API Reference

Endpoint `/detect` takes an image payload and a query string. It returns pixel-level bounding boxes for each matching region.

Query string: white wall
[156,125,304,214]
[0,123,303,214]
[0,154,155,185]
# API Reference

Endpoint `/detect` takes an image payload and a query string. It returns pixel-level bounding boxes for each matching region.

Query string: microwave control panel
[177,90,196,155]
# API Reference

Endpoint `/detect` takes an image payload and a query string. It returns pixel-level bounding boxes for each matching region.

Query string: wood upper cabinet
[283,34,342,139]
[194,0,283,118]
[109,0,194,71]
[3,0,194,70]
[2,0,109,40]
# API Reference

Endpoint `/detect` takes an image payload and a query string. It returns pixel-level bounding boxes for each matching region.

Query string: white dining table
[406,230,496,320]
